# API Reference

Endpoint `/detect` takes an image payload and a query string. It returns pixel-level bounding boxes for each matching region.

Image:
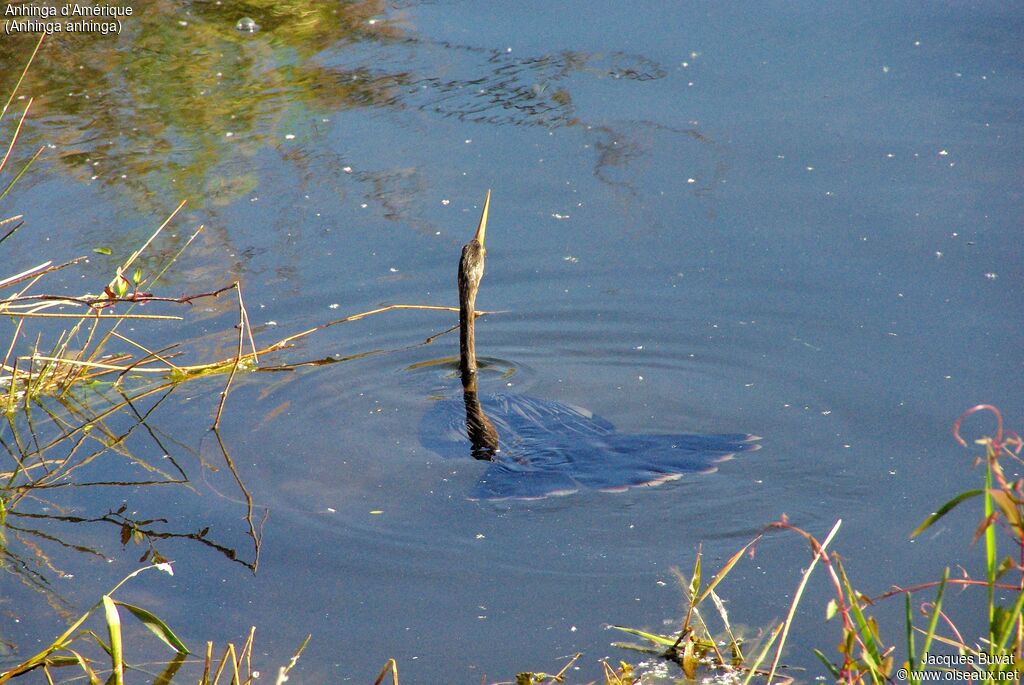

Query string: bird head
[459,190,490,307]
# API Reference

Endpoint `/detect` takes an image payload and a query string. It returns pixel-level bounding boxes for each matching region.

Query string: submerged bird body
[421,191,759,500]
[422,393,758,500]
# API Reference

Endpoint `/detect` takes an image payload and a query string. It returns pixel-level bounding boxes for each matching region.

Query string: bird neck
[459,294,477,386]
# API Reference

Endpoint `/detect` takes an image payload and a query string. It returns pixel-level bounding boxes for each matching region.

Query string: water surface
[1,2,1021,681]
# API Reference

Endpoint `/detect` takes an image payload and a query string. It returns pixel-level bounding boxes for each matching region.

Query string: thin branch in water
[0,32,44,123]
[0,96,33,176]
[0,218,25,247]
[213,282,246,431]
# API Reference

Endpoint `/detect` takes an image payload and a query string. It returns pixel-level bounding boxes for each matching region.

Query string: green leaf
[689,550,701,600]
[911,490,984,538]
[132,267,142,285]
[694,538,756,606]
[609,625,677,647]
[812,649,842,678]
[115,601,189,654]
[913,568,947,672]
[93,247,112,255]
[905,592,917,683]
[102,595,124,685]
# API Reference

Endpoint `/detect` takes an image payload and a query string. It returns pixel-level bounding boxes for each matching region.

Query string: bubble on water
[235,16,258,32]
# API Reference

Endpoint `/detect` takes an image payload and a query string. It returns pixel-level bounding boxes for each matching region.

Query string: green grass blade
[0,145,44,204]
[66,648,103,685]
[102,596,124,685]
[905,592,917,685]
[765,519,843,685]
[115,601,189,654]
[984,464,997,648]
[694,537,758,606]
[812,648,842,679]
[0,33,44,124]
[608,626,677,647]
[741,622,783,685]
[911,490,983,538]
[914,568,948,672]
[994,579,1024,651]
[839,562,884,675]
[690,548,702,601]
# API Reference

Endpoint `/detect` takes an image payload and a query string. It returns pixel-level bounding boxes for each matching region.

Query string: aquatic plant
[0,562,309,684]
[611,404,1023,684]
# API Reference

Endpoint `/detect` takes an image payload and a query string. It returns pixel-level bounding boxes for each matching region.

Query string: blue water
[1,2,1021,681]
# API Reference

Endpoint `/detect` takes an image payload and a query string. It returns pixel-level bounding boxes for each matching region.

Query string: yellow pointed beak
[474,189,491,250]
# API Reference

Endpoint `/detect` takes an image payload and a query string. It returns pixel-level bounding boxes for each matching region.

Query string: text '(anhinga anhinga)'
[421,191,760,500]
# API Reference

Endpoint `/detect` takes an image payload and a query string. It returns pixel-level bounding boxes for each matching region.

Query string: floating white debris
[225,131,233,137]
[441,199,450,205]
[985,272,998,280]
[342,166,353,173]
[360,203,368,208]
[389,267,398,273]
[882,65,890,73]
[329,303,340,309]
[939,149,949,156]
[687,178,695,184]
[563,255,578,263]
[551,213,569,220]
[285,133,295,140]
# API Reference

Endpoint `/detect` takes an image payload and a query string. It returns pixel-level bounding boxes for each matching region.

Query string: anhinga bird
[421,191,760,500]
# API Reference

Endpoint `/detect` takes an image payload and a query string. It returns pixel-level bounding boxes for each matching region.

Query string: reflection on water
[0,0,711,224]
[0,380,262,617]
